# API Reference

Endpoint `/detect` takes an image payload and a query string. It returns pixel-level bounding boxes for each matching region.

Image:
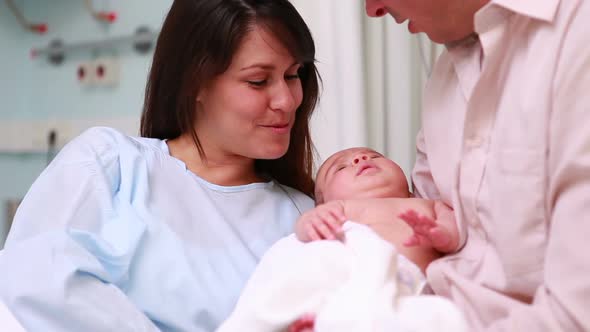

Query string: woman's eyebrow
[240,63,275,71]
[240,61,300,71]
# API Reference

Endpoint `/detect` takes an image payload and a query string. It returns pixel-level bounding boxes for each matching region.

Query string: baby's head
[315,147,410,204]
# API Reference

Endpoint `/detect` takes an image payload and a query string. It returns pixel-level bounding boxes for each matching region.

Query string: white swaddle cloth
[217,222,467,332]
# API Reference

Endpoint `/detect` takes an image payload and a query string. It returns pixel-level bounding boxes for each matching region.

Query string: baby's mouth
[356,164,377,176]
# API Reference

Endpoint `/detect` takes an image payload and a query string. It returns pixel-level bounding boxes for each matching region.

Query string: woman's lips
[262,123,290,134]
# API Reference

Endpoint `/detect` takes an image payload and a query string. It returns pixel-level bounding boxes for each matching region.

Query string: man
[366,0,590,330]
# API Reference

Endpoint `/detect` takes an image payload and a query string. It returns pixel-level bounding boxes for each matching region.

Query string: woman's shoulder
[274,183,315,213]
[69,126,164,151]
[57,127,165,163]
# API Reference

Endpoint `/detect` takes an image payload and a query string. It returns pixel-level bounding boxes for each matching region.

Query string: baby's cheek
[321,189,336,202]
[322,186,343,202]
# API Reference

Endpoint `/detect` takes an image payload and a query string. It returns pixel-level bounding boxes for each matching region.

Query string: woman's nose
[270,81,297,112]
[352,154,369,164]
[365,0,387,17]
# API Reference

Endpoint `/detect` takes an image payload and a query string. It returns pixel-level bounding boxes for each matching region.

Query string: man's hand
[295,201,346,242]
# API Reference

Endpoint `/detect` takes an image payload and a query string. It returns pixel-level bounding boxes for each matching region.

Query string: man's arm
[412,127,467,251]
[487,3,590,330]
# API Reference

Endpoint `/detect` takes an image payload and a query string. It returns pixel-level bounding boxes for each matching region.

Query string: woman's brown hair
[141,0,320,197]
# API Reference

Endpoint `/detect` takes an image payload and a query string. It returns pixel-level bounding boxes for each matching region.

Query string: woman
[0,0,320,331]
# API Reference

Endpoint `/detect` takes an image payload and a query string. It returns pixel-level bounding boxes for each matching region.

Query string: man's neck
[445,0,490,49]
[445,32,479,49]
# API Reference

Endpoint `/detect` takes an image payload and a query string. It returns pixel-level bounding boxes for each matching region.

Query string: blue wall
[0,0,173,246]
[0,0,27,120]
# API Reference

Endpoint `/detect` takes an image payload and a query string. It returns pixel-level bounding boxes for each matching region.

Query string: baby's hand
[288,313,315,332]
[398,203,458,253]
[295,201,346,242]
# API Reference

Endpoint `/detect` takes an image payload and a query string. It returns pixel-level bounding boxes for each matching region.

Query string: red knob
[99,11,117,23]
[31,23,48,34]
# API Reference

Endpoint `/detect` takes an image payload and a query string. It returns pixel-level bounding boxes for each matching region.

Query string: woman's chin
[255,144,290,160]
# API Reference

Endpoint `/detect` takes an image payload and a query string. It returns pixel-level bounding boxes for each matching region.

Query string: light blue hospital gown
[0,127,314,331]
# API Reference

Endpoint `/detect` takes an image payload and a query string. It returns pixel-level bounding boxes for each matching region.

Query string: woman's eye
[285,74,300,81]
[247,80,267,87]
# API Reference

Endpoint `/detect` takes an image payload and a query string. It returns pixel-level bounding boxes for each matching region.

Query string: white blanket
[217,222,467,332]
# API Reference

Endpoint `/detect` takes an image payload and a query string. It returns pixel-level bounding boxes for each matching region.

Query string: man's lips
[390,11,407,24]
[394,16,407,24]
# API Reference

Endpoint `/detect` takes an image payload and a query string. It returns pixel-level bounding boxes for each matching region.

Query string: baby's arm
[294,197,442,272]
[294,200,347,242]
[293,198,401,242]
[399,201,459,253]
[294,198,434,242]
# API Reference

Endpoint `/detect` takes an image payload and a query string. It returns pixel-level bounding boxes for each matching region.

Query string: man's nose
[365,0,387,17]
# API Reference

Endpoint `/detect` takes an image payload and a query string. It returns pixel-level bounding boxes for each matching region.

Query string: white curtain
[291,1,441,181]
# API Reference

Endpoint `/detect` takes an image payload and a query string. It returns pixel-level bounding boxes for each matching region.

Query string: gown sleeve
[0,127,161,332]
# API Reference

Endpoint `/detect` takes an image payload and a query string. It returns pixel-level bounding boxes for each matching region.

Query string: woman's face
[195,25,303,162]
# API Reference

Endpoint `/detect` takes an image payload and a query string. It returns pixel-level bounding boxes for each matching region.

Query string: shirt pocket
[485,148,548,281]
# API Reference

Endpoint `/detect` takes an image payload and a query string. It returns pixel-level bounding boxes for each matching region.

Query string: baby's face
[315,147,410,204]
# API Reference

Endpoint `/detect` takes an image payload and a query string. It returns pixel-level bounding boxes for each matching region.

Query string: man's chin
[444,32,479,48]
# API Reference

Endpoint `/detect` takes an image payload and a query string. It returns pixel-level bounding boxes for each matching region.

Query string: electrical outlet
[93,57,120,87]
[76,61,96,87]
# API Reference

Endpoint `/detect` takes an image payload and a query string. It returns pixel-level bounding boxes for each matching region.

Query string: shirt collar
[489,0,560,22]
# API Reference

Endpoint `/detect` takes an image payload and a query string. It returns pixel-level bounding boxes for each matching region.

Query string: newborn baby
[217,148,465,332]
[296,147,460,272]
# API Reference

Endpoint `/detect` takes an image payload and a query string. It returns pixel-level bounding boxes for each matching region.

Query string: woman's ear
[196,86,208,103]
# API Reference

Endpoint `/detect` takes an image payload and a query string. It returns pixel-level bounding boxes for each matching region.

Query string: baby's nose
[352,154,369,164]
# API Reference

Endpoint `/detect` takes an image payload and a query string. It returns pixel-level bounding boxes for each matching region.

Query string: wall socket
[94,57,120,86]
[76,57,120,87]
[76,61,97,87]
